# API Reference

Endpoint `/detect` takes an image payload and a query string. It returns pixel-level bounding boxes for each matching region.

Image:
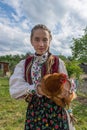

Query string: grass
[74,92,87,130]
[0,77,87,130]
[0,77,27,130]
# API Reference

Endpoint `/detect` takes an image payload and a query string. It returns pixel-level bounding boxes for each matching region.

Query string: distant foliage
[0,53,84,79]
[0,52,32,72]
[65,59,83,79]
[71,27,87,62]
[58,55,67,61]
[56,55,83,80]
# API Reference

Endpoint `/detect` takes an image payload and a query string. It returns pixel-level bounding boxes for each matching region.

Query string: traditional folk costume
[10,52,72,130]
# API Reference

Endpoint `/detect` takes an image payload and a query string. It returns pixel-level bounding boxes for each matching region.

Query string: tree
[71,27,87,62]
[58,55,67,61]
[65,60,83,79]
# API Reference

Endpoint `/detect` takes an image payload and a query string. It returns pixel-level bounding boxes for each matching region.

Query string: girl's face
[31,29,51,55]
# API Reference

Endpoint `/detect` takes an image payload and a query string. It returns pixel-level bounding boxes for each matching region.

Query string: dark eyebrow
[43,38,48,41]
[34,37,39,39]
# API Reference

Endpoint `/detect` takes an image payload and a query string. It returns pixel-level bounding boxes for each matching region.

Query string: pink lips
[39,48,44,51]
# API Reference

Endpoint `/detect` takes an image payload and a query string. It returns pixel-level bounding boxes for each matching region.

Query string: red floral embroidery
[55,125,59,129]
[42,118,47,122]
[31,112,34,116]
[27,120,30,123]
[50,107,53,112]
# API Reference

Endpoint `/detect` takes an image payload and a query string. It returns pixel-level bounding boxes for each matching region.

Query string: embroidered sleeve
[9,60,35,99]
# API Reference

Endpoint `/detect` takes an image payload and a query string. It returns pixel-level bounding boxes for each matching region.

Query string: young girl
[9,24,72,130]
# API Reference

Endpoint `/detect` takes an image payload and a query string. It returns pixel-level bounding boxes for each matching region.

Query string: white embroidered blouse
[9,56,68,99]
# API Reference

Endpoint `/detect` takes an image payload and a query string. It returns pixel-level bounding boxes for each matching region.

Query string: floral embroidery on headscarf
[31,52,48,86]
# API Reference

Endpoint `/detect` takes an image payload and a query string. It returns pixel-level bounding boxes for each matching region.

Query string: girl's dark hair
[30,24,52,41]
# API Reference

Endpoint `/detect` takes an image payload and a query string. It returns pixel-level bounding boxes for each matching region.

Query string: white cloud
[2,0,21,15]
[0,0,87,56]
[21,0,68,28]
[0,23,33,55]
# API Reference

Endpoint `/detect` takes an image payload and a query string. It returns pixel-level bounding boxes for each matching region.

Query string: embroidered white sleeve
[9,60,35,99]
[59,58,68,75]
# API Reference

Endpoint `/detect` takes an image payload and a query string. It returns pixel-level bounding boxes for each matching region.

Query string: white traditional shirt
[9,55,68,99]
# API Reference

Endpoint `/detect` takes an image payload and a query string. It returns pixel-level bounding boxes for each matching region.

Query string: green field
[0,77,87,130]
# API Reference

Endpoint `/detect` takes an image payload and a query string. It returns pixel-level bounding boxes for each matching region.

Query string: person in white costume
[9,24,76,130]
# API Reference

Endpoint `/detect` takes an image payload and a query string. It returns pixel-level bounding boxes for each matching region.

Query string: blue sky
[0,0,87,56]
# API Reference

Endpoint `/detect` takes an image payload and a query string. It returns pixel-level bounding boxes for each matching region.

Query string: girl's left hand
[37,84,45,96]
